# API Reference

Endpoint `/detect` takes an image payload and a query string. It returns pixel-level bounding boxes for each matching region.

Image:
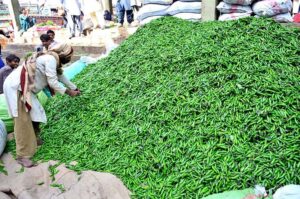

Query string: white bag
[272,12,293,22]
[219,13,251,21]
[140,16,163,25]
[173,13,201,20]
[0,120,7,156]
[252,0,292,17]
[273,185,300,199]
[143,0,173,5]
[137,4,169,21]
[179,0,201,2]
[166,1,201,15]
[224,0,254,6]
[217,2,252,14]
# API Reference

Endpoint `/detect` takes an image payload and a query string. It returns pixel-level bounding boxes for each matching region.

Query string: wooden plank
[293,0,300,14]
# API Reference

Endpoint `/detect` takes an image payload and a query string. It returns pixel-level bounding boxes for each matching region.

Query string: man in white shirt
[60,0,83,39]
[3,44,80,167]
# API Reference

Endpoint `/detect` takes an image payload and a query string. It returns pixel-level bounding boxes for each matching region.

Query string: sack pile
[217,0,293,22]
[217,0,253,21]
[253,0,293,23]
[137,0,172,25]
[137,0,201,24]
[166,0,201,21]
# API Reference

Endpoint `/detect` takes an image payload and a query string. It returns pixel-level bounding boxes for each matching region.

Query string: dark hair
[40,34,51,42]
[20,7,26,12]
[6,54,20,63]
[47,30,55,35]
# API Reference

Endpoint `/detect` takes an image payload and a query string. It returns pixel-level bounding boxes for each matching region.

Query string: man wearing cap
[3,36,80,167]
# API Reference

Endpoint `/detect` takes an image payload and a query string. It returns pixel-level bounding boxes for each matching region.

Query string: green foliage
[0,160,7,175]
[36,20,55,27]
[33,17,300,198]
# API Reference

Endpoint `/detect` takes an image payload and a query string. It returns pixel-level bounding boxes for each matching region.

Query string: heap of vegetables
[34,17,300,198]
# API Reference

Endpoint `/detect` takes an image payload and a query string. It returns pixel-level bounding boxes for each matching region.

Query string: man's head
[20,7,28,15]
[47,30,55,42]
[6,54,20,68]
[40,34,52,49]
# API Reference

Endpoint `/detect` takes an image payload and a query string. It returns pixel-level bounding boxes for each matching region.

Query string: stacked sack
[137,0,202,25]
[252,0,293,23]
[217,0,253,21]
[137,0,172,25]
[166,0,202,21]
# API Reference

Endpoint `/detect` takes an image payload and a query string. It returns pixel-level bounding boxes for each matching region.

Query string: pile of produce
[33,17,299,198]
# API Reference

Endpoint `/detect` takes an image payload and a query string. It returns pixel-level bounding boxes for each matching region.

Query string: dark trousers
[68,15,83,36]
[116,3,134,25]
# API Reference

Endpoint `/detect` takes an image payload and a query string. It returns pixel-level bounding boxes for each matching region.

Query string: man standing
[60,0,83,39]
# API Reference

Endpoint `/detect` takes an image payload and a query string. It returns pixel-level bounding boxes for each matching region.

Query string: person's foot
[16,157,35,168]
[129,21,139,27]
[117,23,123,27]
[69,35,75,39]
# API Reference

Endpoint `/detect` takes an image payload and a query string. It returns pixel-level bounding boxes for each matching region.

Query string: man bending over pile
[3,41,80,167]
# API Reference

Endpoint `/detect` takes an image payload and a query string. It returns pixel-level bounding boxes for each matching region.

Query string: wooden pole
[202,0,219,21]
[7,0,21,32]
[103,0,113,14]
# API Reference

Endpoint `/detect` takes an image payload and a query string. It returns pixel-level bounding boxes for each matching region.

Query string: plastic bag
[0,94,13,133]
[224,0,254,6]
[273,185,300,199]
[202,185,269,199]
[272,12,293,22]
[217,2,252,14]
[166,1,201,15]
[140,16,163,25]
[0,119,7,156]
[173,13,201,21]
[252,0,292,17]
[219,13,251,21]
[63,60,87,80]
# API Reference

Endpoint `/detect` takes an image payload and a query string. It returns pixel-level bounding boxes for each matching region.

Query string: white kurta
[60,0,83,16]
[3,54,75,123]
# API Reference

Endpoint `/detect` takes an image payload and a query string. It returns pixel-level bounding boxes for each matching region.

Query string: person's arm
[44,56,66,94]
[58,74,77,90]
[44,56,80,97]
[42,56,76,96]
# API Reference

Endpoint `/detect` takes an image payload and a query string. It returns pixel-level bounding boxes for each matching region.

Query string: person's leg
[126,10,134,24]
[74,15,83,35]
[63,14,68,28]
[32,121,43,146]
[95,10,105,29]
[14,93,37,167]
[116,3,125,26]
[90,11,99,29]
[67,14,75,38]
